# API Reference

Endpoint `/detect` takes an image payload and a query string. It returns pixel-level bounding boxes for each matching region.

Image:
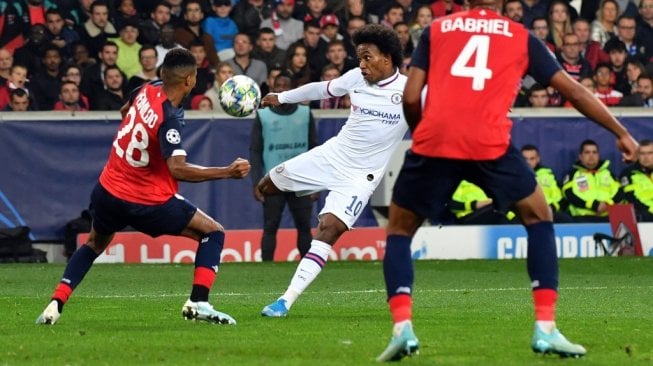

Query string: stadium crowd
[4,0,653,112]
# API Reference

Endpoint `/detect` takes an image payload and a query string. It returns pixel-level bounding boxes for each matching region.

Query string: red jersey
[410,8,560,160]
[99,82,186,204]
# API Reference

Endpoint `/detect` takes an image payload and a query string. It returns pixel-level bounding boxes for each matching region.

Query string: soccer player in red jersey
[36,48,251,326]
[376,0,639,361]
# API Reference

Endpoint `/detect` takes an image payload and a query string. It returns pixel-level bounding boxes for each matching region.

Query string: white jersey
[278,68,408,180]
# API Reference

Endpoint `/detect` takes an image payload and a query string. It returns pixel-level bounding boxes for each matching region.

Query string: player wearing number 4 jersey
[257,25,408,318]
[36,48,251,326]
[377,0,639,362]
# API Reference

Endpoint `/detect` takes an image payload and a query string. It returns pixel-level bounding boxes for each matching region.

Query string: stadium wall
[0,109,651,245]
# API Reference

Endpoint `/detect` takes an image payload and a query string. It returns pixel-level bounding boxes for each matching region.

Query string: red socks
[388,294,412,323]
[533,288,557,321]
[192,266,216,289]
[52,283,73,304]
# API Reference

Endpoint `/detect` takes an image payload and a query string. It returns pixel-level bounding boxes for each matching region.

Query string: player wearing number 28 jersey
[100,81,185,204]
[36,49,250,326]
[377,1,639,361]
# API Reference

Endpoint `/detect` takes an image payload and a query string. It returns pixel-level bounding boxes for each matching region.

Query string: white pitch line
[2,285,652,300]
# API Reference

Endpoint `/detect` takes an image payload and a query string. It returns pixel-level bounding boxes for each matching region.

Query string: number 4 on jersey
[450,35,492,91]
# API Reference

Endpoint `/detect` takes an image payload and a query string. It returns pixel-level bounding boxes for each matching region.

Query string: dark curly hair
[352,24,403,69]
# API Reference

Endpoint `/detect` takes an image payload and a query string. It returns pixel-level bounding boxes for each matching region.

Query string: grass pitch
[1,258,652,365]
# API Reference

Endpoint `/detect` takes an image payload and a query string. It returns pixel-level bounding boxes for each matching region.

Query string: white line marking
[4,285,652,300]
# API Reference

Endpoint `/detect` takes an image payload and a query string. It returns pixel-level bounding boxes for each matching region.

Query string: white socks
[536,320,556,334]
[280,240,332,308]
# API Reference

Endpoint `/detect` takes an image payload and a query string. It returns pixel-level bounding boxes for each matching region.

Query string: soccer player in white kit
[257,24,408,317]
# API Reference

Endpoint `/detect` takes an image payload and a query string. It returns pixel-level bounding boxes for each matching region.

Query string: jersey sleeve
[410,26,430,72]
[277,68,361,103]
[527,34,562,87]
[158,103,186,160]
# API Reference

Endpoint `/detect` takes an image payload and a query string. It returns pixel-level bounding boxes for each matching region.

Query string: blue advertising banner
[0,111,651,241]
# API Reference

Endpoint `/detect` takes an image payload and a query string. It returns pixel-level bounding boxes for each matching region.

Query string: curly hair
[352,24,403,69]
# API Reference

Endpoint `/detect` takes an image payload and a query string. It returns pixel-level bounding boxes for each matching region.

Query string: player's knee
[315,215,346,244]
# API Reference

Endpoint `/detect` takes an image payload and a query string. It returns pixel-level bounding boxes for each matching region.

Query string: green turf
[1,258,652,365]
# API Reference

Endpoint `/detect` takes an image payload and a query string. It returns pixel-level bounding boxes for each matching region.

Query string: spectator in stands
[0,1,28,53]
[111,18,142,79]
[409,5,433,48]
[61,64,89,106]
[296,0,327,23]
[231,0,270,40]
[591,0,619,48]
[604,37,630,95]
[138,1,171,46]
[283,42,311,87]
[548,0,573,50]
[594,63,624,105]
[430,0,463,19]
[615,15,648,64]
[113,0,139,33]
[343,16,366,63]
[527,83,550,107]
[319,14,343,44]
[167,0,184,26]
[202,0,238,61]
[619,74,653,106]
[127,45,158,92]
[188,41,214,100]
[260,0,304,51]
[521,144,572,223]
[252,28,287,71]
[204,61,234,111]
[619,139,653,222]
[296,20,327,82]
[1,64,34,109]
[175,0,220,68]
[400,55,411,76]
[579,75,597,92]
[324,40,356,76]
[53,81,88,111]
[625,60,646,94]
[190,94,213,111]
[1,88,32,111]
[380,3,405,29]
[503,0,524,23]
[78,0,117,59]
[310,63,344,109]
[563,139,622,222]
[394,22,414,57]
[71,41,97,70]
[0,49,13,85]
[13,23,49,77]
[80,41,120,100]
[337,0,378,28]
[521,0,548,29]
[227,33,268,87]
[156,23,183,67]
[573,17,609,69]
[45,9,80,61]
[449,180,515,225]
[92,65,127,110]
[531,17,555,52]
[556,33,593,81]
[637,0,653,62]
[250,72,316,261]
[259,66,281,97]
[31,45,64,110]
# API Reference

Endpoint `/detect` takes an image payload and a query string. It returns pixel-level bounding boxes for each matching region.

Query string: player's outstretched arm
[166,156,251,182]
[550,71,639,163]
[260,93,280,108]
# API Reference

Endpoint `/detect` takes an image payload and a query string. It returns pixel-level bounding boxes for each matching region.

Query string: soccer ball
[219,75,262,117]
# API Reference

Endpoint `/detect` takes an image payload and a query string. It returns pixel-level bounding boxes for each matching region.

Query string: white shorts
[269,145,377,229]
